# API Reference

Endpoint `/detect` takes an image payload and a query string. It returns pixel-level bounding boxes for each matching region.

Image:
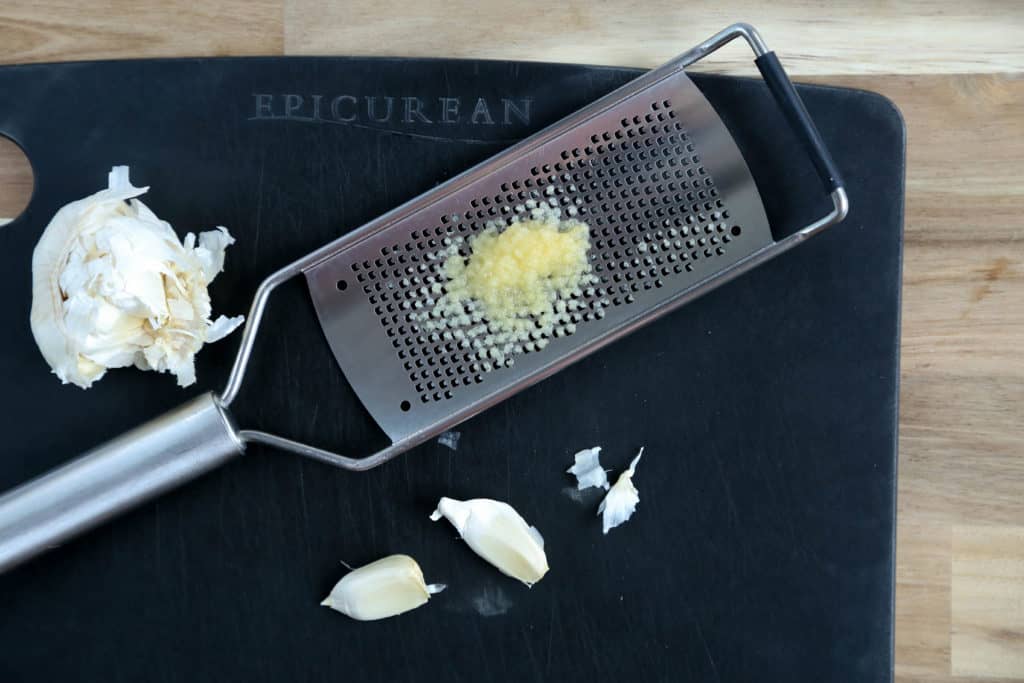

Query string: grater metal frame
[224,22,848,470]
[0,23,848,573]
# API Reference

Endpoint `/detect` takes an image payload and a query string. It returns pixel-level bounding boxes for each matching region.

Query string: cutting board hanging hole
[0,135,33,227]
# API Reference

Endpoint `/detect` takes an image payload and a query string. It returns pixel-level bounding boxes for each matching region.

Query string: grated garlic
[442,214,590,325]
[411,205,595,370]
[30,166,243,388]
[598,448,645,534]
[566,446,609,491]
[430,497,549,586]
[320,554,445,621]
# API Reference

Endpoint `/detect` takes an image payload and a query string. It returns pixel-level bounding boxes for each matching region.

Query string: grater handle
[679,22,848,220]
[0,393,244,574]
[754,51,845,193]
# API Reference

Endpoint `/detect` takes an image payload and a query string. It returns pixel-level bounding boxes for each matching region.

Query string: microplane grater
[305,69,770,444]
[0,23,848,573]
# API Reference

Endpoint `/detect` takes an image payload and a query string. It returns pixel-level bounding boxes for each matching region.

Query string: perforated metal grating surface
[349,98,744,405]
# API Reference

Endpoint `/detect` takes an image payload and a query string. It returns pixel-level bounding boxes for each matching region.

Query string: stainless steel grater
[0,23,847,573]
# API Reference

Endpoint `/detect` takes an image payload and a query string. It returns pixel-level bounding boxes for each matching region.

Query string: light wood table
[1,2,1021,680]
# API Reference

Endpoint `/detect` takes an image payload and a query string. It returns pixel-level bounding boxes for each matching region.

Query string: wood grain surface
[1,2,1022,681]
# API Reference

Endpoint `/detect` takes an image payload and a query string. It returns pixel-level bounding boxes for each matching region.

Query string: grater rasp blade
[305,67,769,446]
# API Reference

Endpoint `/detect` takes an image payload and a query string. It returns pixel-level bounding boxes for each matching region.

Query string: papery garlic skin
[30,166,244,389]
[430,497,549,586]
[320,554,445,621]
[566,446,609,491]
[598,448,644,534]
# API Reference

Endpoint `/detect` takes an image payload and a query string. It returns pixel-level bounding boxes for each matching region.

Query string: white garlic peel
[320,554,446,621]
[598,448,645,534]
[566,446,609,491]
[430,497,549,586]
[30,166,244,389]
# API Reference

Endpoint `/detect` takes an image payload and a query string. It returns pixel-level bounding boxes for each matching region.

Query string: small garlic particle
[320,554,445,621]
[430,497,549,586]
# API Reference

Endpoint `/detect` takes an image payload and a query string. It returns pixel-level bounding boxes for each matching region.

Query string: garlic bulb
[430,497,549,586]
[566,446,609,491]
[30,166,244,388]
[598,448,644,534]
[321,554,446,621]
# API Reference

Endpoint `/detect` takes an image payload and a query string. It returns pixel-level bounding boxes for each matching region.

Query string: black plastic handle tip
[755,51,845,193]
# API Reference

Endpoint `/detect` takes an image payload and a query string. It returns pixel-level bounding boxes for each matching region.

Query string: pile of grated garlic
[412,203,600,368]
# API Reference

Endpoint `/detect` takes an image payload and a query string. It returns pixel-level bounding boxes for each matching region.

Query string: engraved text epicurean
[252,94,532,127]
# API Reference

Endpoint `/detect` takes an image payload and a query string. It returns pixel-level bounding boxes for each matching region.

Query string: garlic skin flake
[566,446,609,491]
[598,448,644,534]
[30,166,244,389]
[321,554,446,621]
[430,497,549,586]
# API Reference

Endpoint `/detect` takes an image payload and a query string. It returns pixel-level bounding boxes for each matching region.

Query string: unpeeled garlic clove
[430,497,549,586]
[320,554,445,621]
[598,447,644,534]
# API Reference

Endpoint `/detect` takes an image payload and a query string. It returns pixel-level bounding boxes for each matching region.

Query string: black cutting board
[0,57,904,683]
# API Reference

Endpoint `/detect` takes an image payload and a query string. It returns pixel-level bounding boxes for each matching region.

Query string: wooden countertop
[1,2,1021,680]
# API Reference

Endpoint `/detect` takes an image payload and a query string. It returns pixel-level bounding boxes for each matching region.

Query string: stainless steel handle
[0,392,244,573]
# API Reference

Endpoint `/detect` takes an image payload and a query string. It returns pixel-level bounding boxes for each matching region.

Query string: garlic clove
[598,447,645,534]
[320,554,445,621]
[430,497,549,586]
[566,446,609,491]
